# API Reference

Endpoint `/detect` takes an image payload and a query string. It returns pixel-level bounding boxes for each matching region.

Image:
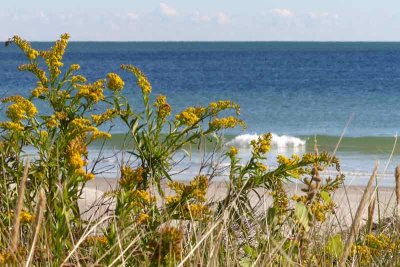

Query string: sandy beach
[81,177,398,229]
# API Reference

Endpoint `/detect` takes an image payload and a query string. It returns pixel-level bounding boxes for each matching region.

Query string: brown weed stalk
[10,159,30,253]
[339,164,378,267]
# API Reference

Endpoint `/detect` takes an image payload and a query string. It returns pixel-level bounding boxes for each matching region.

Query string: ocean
[2,42,400,185]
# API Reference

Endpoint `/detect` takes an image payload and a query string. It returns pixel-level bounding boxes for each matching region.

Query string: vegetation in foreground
[0,34,399,266]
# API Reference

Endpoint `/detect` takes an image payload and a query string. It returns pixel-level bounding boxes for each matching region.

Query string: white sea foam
[227,133,306,148]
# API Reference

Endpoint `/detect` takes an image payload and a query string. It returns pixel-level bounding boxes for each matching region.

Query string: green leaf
[325,234,344,258]
[243,245,257,259]
[239,258,253,267]
[320,191,331,203]
[294,202,310,231]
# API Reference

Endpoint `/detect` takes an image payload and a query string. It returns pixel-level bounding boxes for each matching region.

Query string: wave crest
[227,133,306,148]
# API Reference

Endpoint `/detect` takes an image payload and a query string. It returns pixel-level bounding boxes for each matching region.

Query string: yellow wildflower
[3,96,38,122]
[251,133,272,155]
[209,116,245,130]
[107,73,124,91]
[190,175,208,192]
[136,213,150,224]
[55,111,67,120]
[229,146,238,157]
[39,33,70,77]
[12,35,39,60]
[31,86,48,98]
[20,211,34,223]
[154,95,171,120]
[0,251,12,264]
[70,117,91,130]
[92,129,112,140]
[46,115,59,128]
[166,195,180,205]
[184,203,210,219]
[70,154,85,169]
[69,64,80,71]
[209,100,240,115]
[175,107,206,126]
[75,79,105,103]
[0,121,24,132]
[133,190,153,204]
[91,109,117,125]
[158,226,183,258]
[39,130,48,139]
[121,64,152,94]
[71,75,87,84]
[86,235,108,246]
[18,64,48,85]
[85,172,95,181]
[351,245,372,265]
[119,166,144,187]
[67,137,88,171]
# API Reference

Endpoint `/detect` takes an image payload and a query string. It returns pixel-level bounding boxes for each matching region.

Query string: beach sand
[80,177,398,229]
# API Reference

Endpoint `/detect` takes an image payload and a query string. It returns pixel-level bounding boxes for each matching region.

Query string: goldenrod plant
[0,34,399,266]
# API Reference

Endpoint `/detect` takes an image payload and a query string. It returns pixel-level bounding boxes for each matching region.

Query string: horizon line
[25,40,400,43]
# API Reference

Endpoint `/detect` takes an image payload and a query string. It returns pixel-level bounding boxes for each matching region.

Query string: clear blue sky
[1,0,399,41]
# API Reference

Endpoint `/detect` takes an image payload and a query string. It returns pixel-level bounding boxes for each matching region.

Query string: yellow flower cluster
[121,64,152,94]
[309,201,334,222]
[158,226,183,258]
[69,64,80,71]
[132,189,154,205]
[0,251,12,265]
[154,95,172,120]
[85,172,95,181]
[175,107,206,126]
[92,129,111,140]
[2,96,38,122]
[350,234,396,265]
[46,115,59,128]
[85,235,109,246]
[91,109,117,125]
[18,64,48,85]
[75,79,105,103]
[31,86,48,98]
[167,175,208,209]
[136,213,151,224]
[0,121,24,132]
[183,203,210,220]
[251,133,272,155]
[271,182,289,215]
[119,166,144,188]
[70,117,91,130]
[209,116,244,130]
[67,137,88,172]
[107,73,124,91]
[71,75,87,84]
[229,146,238,157]
[70,117,111,141]
[12,36,39,60]
[365,233,394,251]
[39,33,70,77]
[351,245,372,265]
[19,211,34,223]
[209,100,240,115]
[277,154,301,166]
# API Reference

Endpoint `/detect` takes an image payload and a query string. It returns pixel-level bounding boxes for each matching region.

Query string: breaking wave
[226,133,306,148]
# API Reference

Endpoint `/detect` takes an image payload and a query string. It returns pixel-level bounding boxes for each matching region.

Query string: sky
[1,0,400,41]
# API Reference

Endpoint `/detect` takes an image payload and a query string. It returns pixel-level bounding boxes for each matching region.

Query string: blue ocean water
[2,42,400,185]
